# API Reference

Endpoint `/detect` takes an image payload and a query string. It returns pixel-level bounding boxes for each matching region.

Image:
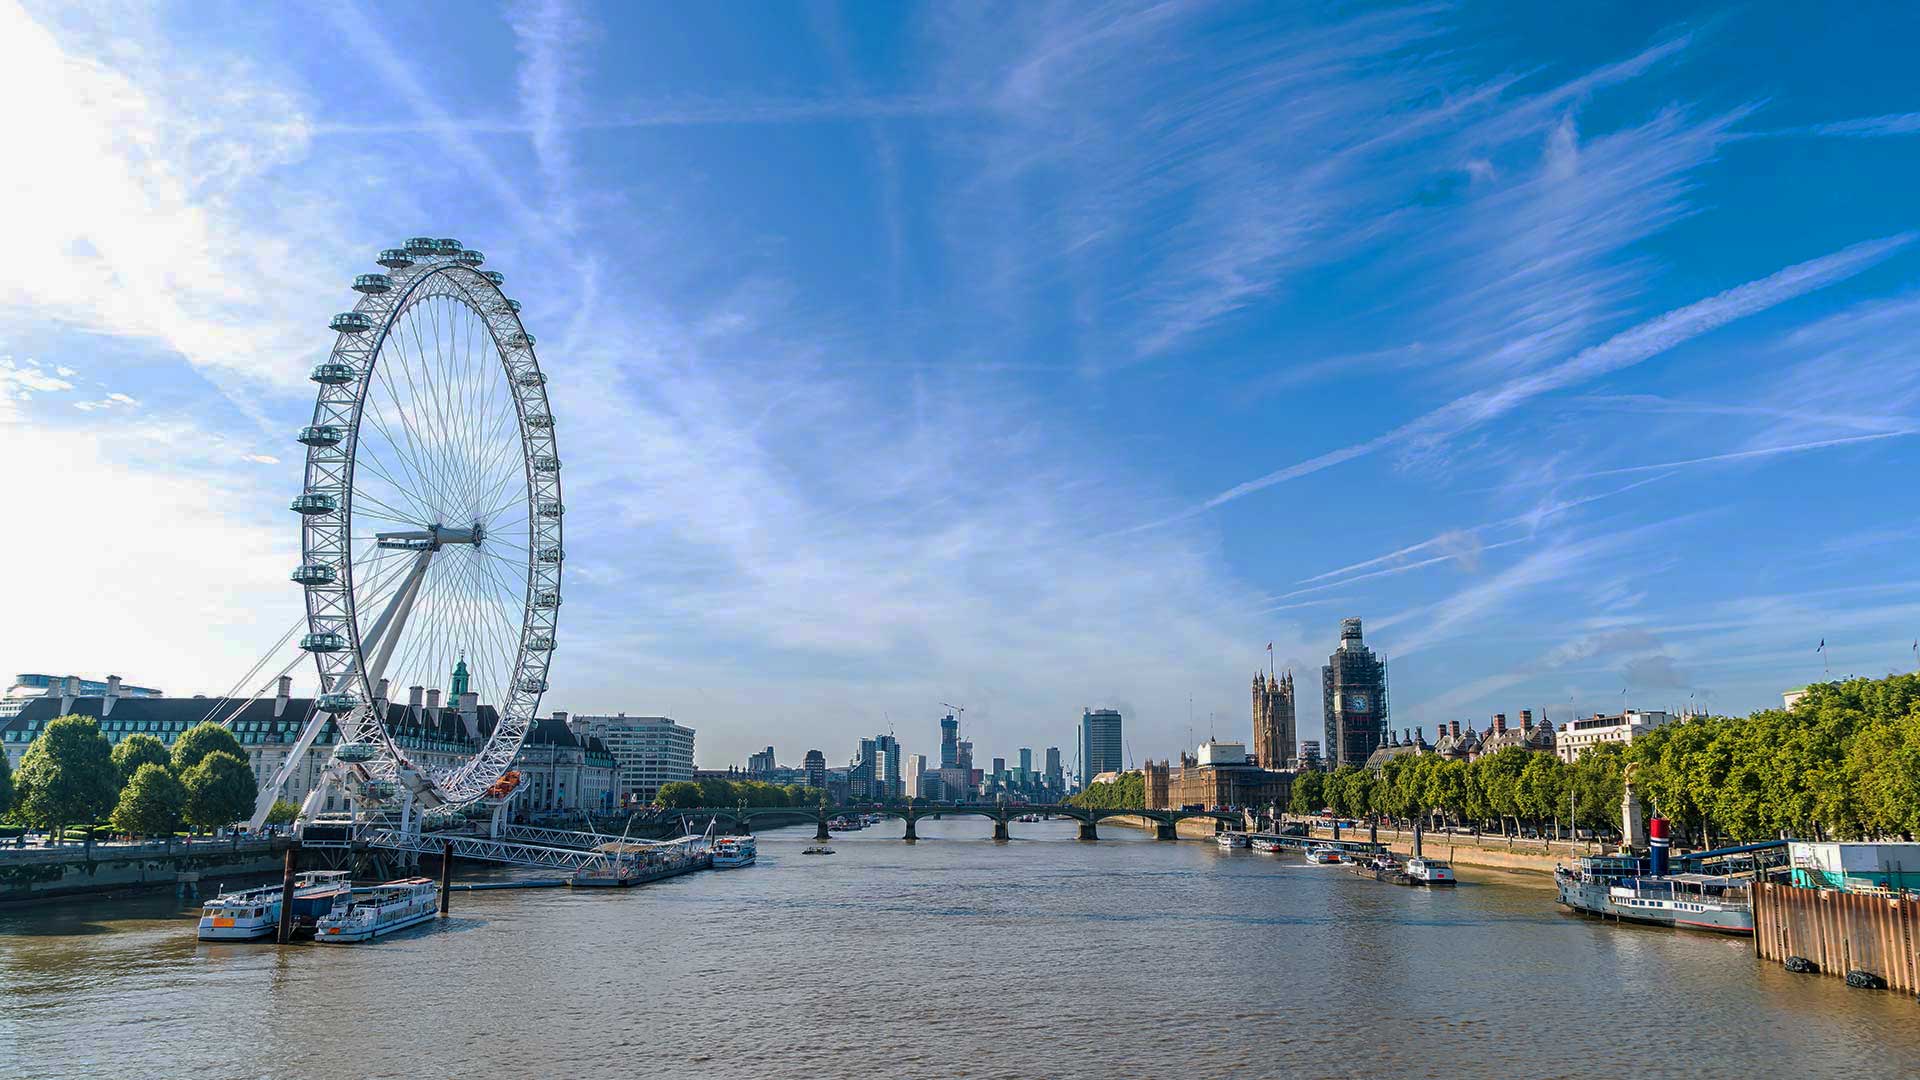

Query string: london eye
[254,238,561,827]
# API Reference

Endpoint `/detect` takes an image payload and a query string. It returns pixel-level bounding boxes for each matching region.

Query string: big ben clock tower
[1320,618,1388,769]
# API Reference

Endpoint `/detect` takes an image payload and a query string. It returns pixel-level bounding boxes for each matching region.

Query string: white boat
[1306,846,1343,864]
[1250,836,1285,853]
[196,871,355,941]
[196,883,284,941]
[1405,856,1456,885]
[713,834,757,869]
[314,878,439,943]
[1216,831,1251,849]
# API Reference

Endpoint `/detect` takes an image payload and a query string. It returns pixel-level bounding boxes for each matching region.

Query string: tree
[111,733,171,787]
[655,781,703,808]
[1473,748,1530,836]
[1517,752,1566,836]
[1066,772,1144,810]
[170,722,245,774]
[1288,770,1326,816]
[0,749,12,819]
[111,762,186,838]
[12,715,118,836]
[181,751,257,833]
[264,799,300,826]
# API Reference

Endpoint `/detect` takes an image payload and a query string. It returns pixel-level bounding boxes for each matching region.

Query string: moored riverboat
[1306,845,1343,864]
[314,878,439,943]
[712,835,757,869]
[1555,857,1754,934]
[1215,831,1251,849]
[1404,857,1456,886]
[1251,836,1285,853]
[196,870,355,941]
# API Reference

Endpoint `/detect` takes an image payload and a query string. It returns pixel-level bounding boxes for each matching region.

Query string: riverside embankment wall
[0,839,286,903]
[1754,882,1920,993]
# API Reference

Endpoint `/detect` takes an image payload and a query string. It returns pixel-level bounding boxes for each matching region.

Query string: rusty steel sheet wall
[1754,882,1920,993]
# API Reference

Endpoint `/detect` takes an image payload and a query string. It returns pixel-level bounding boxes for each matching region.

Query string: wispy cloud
[1178,232,1913,520]
[1770,112,1920,138]
[508,0,593,235]
[1572,431,1915,478]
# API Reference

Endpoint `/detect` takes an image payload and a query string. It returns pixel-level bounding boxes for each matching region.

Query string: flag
[1266,642,1272,652]
[1818,638,1826,651]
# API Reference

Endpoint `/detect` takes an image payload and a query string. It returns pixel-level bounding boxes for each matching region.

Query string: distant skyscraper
[1079,708,1124,787]
[1045,746,1063,785]
[991,756,1006,776]
[939,712,959,769]
[803,749,826,789]
[1322,618,1388,769]
[875,733,902,798]
[956,739,974,772]
[1019,747,1033,774]
[1252,671,1296,769]
[905,753,927,798]
[748,745,775,777]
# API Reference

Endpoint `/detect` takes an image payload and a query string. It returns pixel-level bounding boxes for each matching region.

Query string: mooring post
[1413,821,1424,859]
[439,839,454,915]
[1332,820,1341,843]
[276,841,300,944]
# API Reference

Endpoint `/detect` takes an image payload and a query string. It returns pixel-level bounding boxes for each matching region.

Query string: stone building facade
[1252,670,1296,770]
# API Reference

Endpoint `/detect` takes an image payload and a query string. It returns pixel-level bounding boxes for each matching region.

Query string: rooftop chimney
[1450,720,1461,739]
[409,685,424,708]
[65,676,81,696]
[1520,709,1533,732]
[374,678,390,704]
[459,691,478,713]
[426,688,442,710]
[107,675,122,697]
[1493,713,1507,735]
[275,675,293,717]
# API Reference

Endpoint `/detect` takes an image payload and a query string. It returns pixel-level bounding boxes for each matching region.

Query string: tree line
[0,715,281,839]
[654,778,827,809]
[1066,772,1145,810]
[1286,673,1920,847]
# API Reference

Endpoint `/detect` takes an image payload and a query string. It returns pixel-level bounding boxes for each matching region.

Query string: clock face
[1347,692,1372,713]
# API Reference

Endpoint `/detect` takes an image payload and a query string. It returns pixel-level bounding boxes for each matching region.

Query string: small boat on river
[1404,856,1456,886]
[802,846,835,855]
[1305,846,1343,864]
[196,871,354,941]
[1250,836,1285,853]
[1215,831,1251,849]
[712,835,758,869]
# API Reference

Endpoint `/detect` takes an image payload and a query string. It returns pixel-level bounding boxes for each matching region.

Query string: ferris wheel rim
[293,247,560,809]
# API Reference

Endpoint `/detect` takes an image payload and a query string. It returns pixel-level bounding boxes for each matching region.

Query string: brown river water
[3,817,1916,1079]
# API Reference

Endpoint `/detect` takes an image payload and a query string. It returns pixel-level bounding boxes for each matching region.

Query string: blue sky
[3,1,1919,769]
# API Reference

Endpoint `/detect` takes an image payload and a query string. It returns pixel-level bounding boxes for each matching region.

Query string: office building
[572,713,696,804]
[904,753,927,798]
[1045,746,1063,786]
[1079,708,1124,789]
[803,749,827,789]
[1555,709,1673,763]
[939,712,959,768]
[1321,618,1388,769]
[747,746,776,777]
[875,733,902,798]
[1299,739,1323,770]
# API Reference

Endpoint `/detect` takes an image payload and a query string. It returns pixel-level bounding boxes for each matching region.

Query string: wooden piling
[1754,882,1920,993]
[439,839,454,915]
[276,842,300,944]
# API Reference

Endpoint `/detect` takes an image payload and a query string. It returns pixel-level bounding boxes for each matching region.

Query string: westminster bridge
[650,802,1249,841]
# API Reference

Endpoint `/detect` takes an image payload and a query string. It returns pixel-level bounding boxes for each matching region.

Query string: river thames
[3,818,1916,1079]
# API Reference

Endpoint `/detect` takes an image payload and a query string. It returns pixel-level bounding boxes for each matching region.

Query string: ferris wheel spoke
[358,396,446,520]
[369,352,460,523]
[395,303,464,510]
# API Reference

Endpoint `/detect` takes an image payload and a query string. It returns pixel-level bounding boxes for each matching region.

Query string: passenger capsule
[536,502,564,519]
[434,238,463,255]
[526,634,555,651]
[352,273,392,294]
[311,362,357,385]
[482,270,505,286]
[362,779,398,799]
[496,298,522,315]
[534,591,562,610]
[536,545,564,563]
[290,493,339,516]
[377,249,415,269]
[532,455,559,473]
[405,236,439,256]
[517,677,548,693]
[516,371,547,387]
[316,692,360,713]
[456,249,484,266]
[330,312,374,334]
[333,742,379,763]
[505,331,535,349]
[298,425,344,448]
[524,413,553,429]
[300,632,348,653]
[291,563,338,586]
